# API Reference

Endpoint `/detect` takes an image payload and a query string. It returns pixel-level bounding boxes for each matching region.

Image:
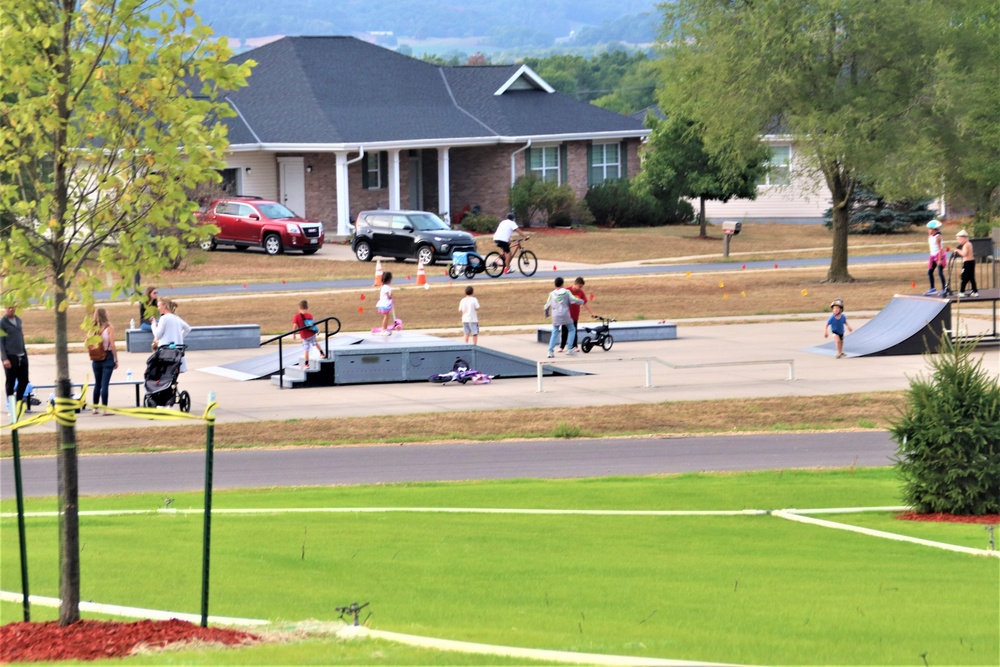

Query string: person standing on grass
[293,299,325,368]
[459,285,480,345]
[953,230,978,297]
[376,271,395,335]
[544,277,583,359]
[924,220,947,295]
[90,308,119,415]
[137,286,158,331]
[1,304,29,409]
[559,276,595,354]
[824,298,853,359]
[492,212,527,275]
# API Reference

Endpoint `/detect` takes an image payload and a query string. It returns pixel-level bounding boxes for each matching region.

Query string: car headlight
[287,224,301,234]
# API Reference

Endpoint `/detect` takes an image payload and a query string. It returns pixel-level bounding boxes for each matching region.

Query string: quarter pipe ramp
[806,295,951,357]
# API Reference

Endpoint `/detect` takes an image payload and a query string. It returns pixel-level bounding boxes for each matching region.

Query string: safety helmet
[926,220,942,229]
[830,298,844,309]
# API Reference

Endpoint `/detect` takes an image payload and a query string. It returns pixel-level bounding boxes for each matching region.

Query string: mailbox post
[722,221,742,257]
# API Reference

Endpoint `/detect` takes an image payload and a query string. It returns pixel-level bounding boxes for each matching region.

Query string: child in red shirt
[292,299,324,368]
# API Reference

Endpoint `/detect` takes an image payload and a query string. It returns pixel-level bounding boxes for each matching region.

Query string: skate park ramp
[200,332,582,383]
[806,295,951,358]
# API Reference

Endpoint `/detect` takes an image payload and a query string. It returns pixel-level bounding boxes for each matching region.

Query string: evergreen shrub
[891,338,1000,515]
[459,213,499,234]
[823,185,936,234]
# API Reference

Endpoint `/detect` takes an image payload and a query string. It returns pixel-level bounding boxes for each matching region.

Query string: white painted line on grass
[337,625,740,666]
[0,590,269,626]
[773,511,1000,558]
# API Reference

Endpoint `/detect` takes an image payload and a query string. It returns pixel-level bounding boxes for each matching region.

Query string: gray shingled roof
[223,36,647,147]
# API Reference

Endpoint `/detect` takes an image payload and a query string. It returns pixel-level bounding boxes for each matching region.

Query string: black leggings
[3,354,30,403]
[928,260,945,289]
[559,321,579,350]
[960,260,978,293]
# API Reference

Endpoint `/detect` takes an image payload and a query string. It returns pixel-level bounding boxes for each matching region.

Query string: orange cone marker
[373,259,383,286]
[416,260,427,287]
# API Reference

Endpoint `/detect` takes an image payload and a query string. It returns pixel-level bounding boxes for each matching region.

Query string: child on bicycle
[492,212,527,275]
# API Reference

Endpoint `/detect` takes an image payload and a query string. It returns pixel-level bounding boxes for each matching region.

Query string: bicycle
[484,238,538,278]
[578,315,616,353]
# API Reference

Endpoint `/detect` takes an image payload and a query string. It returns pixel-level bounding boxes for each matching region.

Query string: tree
[658,0,951,281]
[638,114,767,237]
[0,0,251,625]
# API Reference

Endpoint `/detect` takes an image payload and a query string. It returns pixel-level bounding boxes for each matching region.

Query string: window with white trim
[365,153,383,190]
[530,146,560,184]
[590,143,621,184]
[759,145,791,186]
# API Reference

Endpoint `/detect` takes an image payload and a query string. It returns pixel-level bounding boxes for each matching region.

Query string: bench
[27,380,145,409]
[126,324,261,353]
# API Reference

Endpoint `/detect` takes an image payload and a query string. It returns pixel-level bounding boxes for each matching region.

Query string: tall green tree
[658,0,951,281]
[0,0,251,624]
[638,114,767,237]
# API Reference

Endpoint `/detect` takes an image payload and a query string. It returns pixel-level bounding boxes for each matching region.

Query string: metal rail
[536,356,795,393]
[260,316,341,389]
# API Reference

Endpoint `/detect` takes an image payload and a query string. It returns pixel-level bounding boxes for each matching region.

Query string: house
[218,36,650,235]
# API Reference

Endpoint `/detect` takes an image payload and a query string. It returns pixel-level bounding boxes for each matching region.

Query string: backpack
[304,317,319,333]
[88,330,107,362]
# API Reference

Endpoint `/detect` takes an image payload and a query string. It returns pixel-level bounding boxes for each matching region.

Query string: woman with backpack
[89,308,119,415]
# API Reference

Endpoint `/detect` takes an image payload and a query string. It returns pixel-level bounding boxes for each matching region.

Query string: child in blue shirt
[824,298,853,359]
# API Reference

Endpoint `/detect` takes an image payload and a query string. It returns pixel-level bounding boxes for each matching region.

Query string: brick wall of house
[449,145,517,220]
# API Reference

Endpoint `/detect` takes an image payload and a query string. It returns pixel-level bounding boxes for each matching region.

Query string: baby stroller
[143,344,191,412]
[448,251,488,280]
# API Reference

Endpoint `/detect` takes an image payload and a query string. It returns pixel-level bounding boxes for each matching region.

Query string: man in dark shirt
[1,305,29,407]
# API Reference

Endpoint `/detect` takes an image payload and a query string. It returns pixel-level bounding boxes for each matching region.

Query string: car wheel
[264,234,283,256]
[302,248,319,255]
[199,237,217,251]
[416,245,436,266]
[354,240,372,262]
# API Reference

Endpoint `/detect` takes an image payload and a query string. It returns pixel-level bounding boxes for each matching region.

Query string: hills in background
[192,0,662,58]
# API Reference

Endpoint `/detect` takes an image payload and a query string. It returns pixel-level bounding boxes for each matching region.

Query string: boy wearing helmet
[824,299,853,359]
[953,230,978,297]
[924,220,947,295]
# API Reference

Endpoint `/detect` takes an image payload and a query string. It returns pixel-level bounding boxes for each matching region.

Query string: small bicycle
[483,238,537,278]
[579,316,615,353]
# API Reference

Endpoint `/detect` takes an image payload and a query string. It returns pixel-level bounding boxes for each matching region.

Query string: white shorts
[301,336,319,351]
[463,322,479,335]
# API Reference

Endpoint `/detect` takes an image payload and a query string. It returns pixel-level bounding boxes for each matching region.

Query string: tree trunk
[54,287,81,625]
[699,196,707,237]
[826,174,854,282]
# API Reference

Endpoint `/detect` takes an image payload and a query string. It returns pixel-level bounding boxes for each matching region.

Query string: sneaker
[971,291,979,297]
[836,352,845,359]
[566,348,578,356]
[556,348,564,354]
[382,330,391,337]
[546,353,554,359]
[923,288,937,295]
[505,268,513,274]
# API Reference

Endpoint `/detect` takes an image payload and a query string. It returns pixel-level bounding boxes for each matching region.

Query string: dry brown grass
[18,263,932,340]
[2,392,906,457]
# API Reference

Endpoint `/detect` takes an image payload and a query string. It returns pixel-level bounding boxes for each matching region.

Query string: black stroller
[143,344,191,412]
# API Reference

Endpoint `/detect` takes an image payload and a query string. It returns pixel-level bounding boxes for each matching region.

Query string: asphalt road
[1,431,895,499]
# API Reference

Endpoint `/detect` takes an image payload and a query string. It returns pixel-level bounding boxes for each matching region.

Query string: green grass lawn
[3,470,998,665]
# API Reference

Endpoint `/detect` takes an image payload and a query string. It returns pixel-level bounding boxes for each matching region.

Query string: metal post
[536,361,544,393]
[277,337,284,390]
[200,392,216,628]
[9,397,30,621]
[645,359,653,388]
[723,233,732,258]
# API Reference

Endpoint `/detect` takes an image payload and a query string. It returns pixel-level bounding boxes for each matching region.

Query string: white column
[335,151,352,237]
[437,147,451,222]
[388,150,401,210]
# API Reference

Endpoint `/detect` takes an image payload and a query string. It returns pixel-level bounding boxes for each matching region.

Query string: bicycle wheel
[518,249,538,277]
[464,264,477,279]
[601,333,614,351]
[580,337,594,354]
[484,252,505,278]
[448,264,461,280]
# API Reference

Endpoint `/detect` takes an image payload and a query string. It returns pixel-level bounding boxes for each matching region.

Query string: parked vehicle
[196,196,325,255]
[352,210,476,265]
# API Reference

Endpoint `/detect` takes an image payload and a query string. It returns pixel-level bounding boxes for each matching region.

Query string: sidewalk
[10,315,998,433]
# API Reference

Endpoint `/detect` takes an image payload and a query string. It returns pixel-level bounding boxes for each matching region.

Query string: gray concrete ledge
[536,320,677,344]
[126,324,261,353]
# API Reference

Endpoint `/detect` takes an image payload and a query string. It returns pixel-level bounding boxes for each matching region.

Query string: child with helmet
[824,298,853,359]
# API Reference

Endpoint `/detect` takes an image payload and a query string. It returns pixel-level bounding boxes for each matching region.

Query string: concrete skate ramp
[200,332,582,383]
[806,295,951,358]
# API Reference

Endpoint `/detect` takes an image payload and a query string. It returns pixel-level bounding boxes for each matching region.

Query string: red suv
[196,196,325,255]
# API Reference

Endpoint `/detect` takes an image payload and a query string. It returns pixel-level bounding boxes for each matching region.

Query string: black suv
[351,210,476,265]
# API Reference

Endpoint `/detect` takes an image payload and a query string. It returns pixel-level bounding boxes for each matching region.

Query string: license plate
[310,239,317,244]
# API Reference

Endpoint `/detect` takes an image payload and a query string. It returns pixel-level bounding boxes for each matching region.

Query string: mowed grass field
[2,470,998,665]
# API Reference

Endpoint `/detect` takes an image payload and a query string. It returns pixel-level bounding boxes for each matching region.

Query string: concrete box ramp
[806,295,951,358]
[331,332,583,385]
[200,335,364,381]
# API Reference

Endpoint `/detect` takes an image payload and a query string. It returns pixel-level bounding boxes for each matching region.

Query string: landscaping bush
[459,212,499,234]
[823,185,937,234]
[585,178,692,227]
[508,175,585,227]
[891,337,1000,515]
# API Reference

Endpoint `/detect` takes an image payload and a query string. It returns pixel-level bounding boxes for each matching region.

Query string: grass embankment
[2,470,997,665]
[1,392,906,457]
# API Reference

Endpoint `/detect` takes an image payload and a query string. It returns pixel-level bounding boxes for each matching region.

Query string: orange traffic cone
[373,259,383,286]
[416,260,427,287]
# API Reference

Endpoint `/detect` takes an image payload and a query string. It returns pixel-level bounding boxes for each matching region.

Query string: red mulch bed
[896,512,1000,524]
[0,619,259,663]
